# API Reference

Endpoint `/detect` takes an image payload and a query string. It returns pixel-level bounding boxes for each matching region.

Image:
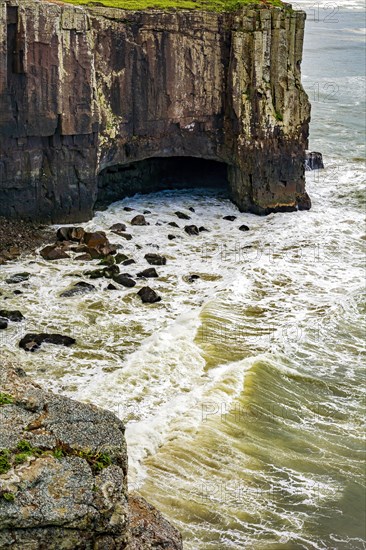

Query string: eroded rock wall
[0,0,310,222]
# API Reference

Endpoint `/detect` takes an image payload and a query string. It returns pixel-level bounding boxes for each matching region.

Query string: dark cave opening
[95,156,229,211]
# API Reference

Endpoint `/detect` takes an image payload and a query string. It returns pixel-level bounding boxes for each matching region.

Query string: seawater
[0,3,365,549]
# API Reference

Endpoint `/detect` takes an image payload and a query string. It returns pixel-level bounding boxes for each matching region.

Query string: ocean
[1,1,365,548]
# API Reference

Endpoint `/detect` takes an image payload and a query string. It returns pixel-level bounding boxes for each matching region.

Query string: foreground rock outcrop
[0,0,310,222]
[0,363,182,549]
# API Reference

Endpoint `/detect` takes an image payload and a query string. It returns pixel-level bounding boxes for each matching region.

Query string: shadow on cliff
[95,157,229,211]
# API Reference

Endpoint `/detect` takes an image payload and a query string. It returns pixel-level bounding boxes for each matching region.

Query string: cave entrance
[95,156,229,211]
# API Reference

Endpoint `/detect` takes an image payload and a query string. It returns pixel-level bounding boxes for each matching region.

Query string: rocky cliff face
[0,0,310,222]
[0,363,182,549]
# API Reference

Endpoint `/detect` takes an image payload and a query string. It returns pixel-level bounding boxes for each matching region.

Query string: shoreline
[0,218,54,265]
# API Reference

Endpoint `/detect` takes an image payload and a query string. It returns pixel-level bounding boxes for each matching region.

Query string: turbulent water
[1,3,365,549]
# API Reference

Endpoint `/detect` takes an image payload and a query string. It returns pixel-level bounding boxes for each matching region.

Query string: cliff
[0,363,182,549]
[0,0,311,222]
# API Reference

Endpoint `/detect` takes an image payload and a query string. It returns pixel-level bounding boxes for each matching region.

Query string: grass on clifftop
[59,0,285,13]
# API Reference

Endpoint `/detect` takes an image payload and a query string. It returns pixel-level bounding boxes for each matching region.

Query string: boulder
[0,310,24,322]
[175,212,190,220]
[113,275,136,288]
[106,283,118,290]
[198,226,209,232]
[131,215,147,226]
[188,207,195,212]
[223,215,236,221]
[297,192,312,211]
[137,287,162,304]
[56,226,85,242]
[109,223,127,233]
[137,268,158,278]
[143,210,151,215]
[74,253,93,261]
[40,245,70,261]
[83,232,108,249]
[123,206,134,211]
[145,254,166,266]
[119,233,133,241]
[168,222,179,228]
[123,259,136,266]
[115,253,129,264]
[184,225,199,236]
[5,273,30,284]
[168,234,176,240]
[60,282,95,298]
[185,274,200,283]
[19,333,76,351]
[0,318,8,330]
[239,224,250,232]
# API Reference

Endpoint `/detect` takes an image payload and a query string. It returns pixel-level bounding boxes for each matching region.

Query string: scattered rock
[40,245,70,261]
[185,274,200,283]
[168,222,179,228]
[198,226,209,232]
[143,210,151,215]
[168,234,176,240]
[86,265,119,279]
[19,333,76,351]
[83,231,108,249]
[123,259,136,266]
[223,215,237,221]
[184,225,199,236]
[123,206,134,211]
[137,268,158,278]
[74,253,93,261]
[188,207,195,212]
[13,290,23,295]
[98,256,115,266]
[5,272,30,284]
[115,253,129,264]
[137,287,162,304]
[145,253,166,266]
[119,233,133,241]
[0,318,8,330]
[60,282,95,298]
[106,283,118,290]
[175,211,191,220]
[110,223,127,233]
[131,215,148,226]
[0,310,24,322]
[56,226,85,242]
[239,224,250,231]
[113,275,136,288]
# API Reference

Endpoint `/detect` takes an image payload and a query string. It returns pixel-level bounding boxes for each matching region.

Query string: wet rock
[19,333,76,351]
[115,253,129,264]
[223,215,237,221]
[123,259,136,266]
[5,272,30,284]
[60,282,95,298]
[98,256,115,266]
[106,283,118,290]
[131,215,148,226]
[305,151,324,171]
[239,224,250,231]
[185,274,200,283]
[113,275,136,288]
[175,211,191,220]
[145,254,166,266]
[0,318,8,330]
[69,244,90,253]
[13,290,23,295]
[188,207,195,212]
[56,226,85,242]
[40,245,70,261]
[85,265,119,279]
[74,253,93,261]
[143,210,151,214]
[128,494,183,550]
[168,222,179,228]
[110,223,127,233]
[168,234,176,240]
[0,310,24,322]
[198,226,209,232]
[297,192,312,211]
[123,206,134,211]
[119,233,133,241]
[184,225,199,236]
[83,231,108,249]
[137,287,162,304]
[137,268,158,278]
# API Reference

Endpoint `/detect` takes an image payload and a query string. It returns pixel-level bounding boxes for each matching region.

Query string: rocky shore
[0,363,182,549]
[0,218,54,265]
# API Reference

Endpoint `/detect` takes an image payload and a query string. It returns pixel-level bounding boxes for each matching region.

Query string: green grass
[59,0,285,13]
